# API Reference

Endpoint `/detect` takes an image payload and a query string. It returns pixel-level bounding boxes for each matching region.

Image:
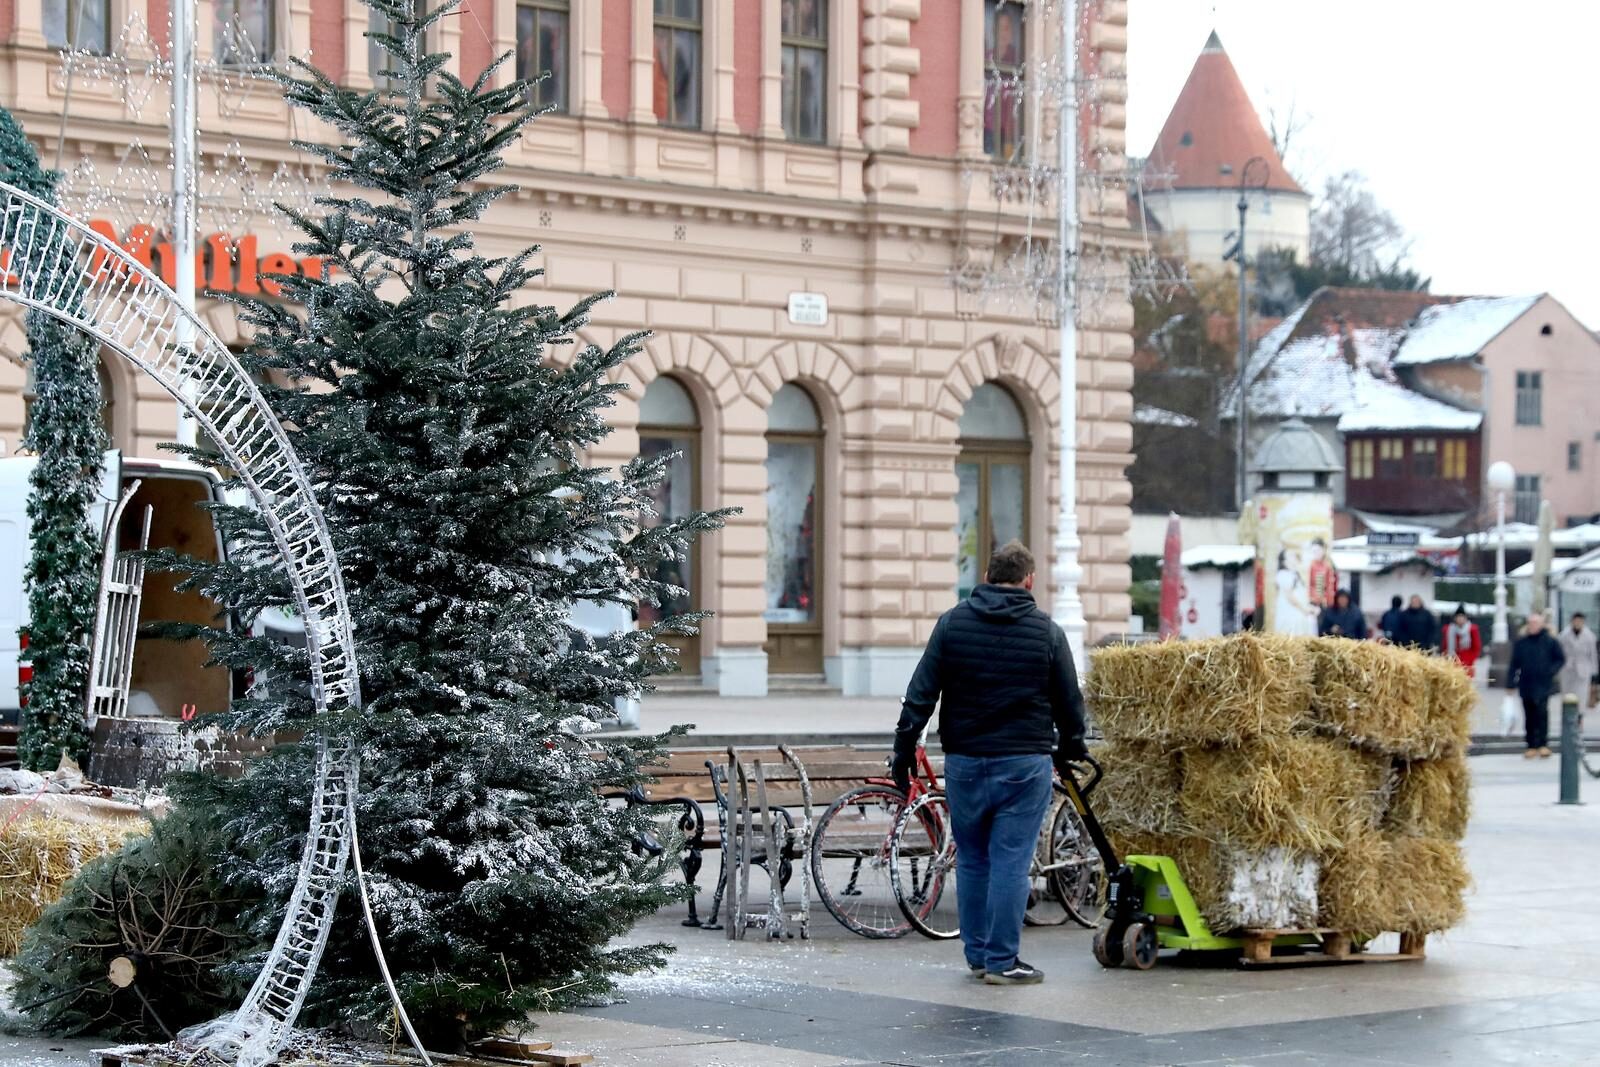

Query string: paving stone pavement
[539,753,1600,1066]
[11,753,1597,1065]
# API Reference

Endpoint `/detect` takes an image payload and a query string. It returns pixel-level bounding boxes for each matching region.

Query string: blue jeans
[943,753,1054,974]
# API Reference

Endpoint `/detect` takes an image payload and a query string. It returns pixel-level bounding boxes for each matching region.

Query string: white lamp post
[1050,0,1086,664]
[1487,460,1516,648]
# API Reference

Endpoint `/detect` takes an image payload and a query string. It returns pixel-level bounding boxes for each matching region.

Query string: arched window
[955,383,1029,599]
[637,375,701,673]
[764,383,823,675]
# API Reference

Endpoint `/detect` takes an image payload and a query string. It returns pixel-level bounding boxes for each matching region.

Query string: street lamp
[1226,156,1270,510]
[1488,460,1516,650]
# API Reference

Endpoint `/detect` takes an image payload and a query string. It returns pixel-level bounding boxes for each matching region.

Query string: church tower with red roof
[1142,31,1311,269]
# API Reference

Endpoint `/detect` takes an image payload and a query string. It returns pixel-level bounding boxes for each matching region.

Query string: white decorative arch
[0,181,420,1066]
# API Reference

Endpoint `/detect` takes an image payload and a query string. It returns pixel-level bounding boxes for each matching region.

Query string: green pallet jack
[1065,758,1424,970]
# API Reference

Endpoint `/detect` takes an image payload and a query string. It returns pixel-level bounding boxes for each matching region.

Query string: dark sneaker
[983,960,1044,985]
[969,964,986,977]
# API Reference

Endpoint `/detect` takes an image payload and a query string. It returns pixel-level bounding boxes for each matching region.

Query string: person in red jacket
[1442,605,1482,677]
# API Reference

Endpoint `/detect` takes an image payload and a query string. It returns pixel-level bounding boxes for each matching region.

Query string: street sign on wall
[787,291,828,326]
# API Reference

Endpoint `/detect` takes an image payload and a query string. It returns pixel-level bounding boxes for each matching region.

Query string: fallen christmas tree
[1087,633,1474,940]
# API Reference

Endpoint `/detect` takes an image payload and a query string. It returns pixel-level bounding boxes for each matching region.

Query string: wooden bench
[628,744,939,928]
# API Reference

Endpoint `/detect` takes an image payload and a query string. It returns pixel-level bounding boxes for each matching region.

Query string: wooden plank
[1235,929,1428,967]
[521,1053,593,1066]
[470,1038,555,1058]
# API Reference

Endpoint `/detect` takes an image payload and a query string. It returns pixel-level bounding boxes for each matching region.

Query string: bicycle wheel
[1046,794,1108,929]
[1024,795,1072,927]
[810,785,913,939]
[890,791,959,940]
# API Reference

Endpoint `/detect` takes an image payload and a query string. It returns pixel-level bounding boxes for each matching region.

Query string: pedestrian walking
[892,540,1088,986]
[1557,612,1598,718]
[1442,605,1482,678]
[1396,594,1439,650]
[1507,611,1566,759]
[1317,589,1368,639]
[1379,595,1404,643]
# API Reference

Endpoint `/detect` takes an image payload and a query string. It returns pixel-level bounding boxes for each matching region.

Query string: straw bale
[1319,833,1469,935]
[1091,740,1187,835]
[1088,634,1314,746]
[1384,756,1471,840]
[1178,736,1389,853]
[1417,657,1476,758]
[1110,832,1319,933]
[0,814,143,956]
[1309,639,1435,756]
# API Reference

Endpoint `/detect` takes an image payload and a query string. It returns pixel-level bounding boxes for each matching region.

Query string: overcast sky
[1125,1,1600,329]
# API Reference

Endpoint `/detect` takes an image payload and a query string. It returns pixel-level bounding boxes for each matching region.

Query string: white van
[0,452,237,722]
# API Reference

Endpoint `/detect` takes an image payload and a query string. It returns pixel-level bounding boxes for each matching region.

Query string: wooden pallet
[1237,929,1427,967]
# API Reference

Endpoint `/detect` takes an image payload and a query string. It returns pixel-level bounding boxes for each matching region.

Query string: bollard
[1560,694,1582,805]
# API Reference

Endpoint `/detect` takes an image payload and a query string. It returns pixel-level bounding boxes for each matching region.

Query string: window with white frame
[1515,370,1542,426]
[1514,474,1540,524]
[653,0,702,128]
[515,0,569,112]
[215,0,276,65]
[781,0,827,142]
[43,0,109,52]
[984,0,1026,163]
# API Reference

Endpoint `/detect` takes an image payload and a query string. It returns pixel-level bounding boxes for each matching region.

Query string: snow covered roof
[1222,287,1492,431]
[1336,373,1483,432]
[1133,404,1199,428]
[1393,296,1541,366]
[1462,523,1600,552]
[1334,530,1461,552]
[1181,544,1255,569]
[1349,516,1439,537]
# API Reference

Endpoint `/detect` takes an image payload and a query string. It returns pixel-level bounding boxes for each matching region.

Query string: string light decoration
[50,8,320,245]
[952,0,1188,322]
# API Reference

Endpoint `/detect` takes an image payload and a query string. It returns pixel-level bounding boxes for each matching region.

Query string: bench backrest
[639,745,937,810]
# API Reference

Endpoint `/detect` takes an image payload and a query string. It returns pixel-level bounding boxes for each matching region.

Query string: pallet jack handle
[1058,755,1124,875]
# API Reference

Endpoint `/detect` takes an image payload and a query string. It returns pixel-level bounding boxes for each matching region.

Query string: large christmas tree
[0,106,105,770]
[14,0,721,1047]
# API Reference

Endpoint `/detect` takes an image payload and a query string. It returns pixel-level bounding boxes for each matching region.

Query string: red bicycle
[889,757,1109,940]
[809,745,943,939]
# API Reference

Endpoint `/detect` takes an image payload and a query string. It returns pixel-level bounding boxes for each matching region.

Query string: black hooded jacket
[893,584,1087,760]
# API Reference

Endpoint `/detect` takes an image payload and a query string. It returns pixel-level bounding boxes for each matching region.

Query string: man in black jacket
[1396,594,1440,649]
[1508,611,1566,758]
[892,540,1088,986]
[1379,595,1404,642]
[1318,589,1368,639]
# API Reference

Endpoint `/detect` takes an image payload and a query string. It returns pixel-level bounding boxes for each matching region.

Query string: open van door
[0,450,121,715]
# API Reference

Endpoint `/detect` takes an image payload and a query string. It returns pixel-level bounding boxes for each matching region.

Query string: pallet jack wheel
[1121,921,1158,970]
[1092,924,1124,968]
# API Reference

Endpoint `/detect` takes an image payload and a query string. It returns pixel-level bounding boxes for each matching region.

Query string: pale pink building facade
[1402,294,1600,526]
[0,0,1138,697]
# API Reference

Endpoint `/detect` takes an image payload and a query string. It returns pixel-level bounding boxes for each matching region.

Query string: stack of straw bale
[0,807,146,956]
[1088,633,1473,937]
